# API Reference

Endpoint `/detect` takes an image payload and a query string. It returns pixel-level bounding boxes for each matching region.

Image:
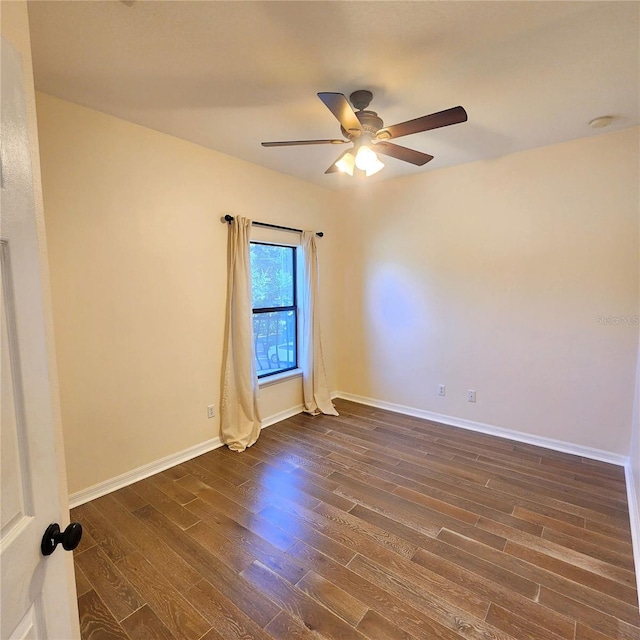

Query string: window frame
[250,241,298,379]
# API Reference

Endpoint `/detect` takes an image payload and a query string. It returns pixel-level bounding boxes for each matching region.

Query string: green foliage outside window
[250,243,297,376]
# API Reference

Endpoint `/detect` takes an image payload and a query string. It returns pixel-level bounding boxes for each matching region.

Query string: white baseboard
[334,391,629,466]
[261,404,304,429]
[625,463,640,601]
[68,436,223,508]
[68,404,306,508]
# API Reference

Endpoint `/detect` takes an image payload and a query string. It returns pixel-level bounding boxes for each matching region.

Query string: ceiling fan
[262,90,467,177]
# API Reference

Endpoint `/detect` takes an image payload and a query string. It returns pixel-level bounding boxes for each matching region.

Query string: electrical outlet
[467,390,476,403]
[438,384,446,396]
[207,404,216,418]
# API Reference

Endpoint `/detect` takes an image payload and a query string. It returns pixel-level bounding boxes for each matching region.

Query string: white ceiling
[28,1,639,189]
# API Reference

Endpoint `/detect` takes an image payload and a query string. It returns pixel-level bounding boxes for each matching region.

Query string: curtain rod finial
[223,214,234,224]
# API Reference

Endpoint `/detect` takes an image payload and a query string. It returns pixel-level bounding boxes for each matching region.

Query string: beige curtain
[300,231,338,416]
[220,216,262,451]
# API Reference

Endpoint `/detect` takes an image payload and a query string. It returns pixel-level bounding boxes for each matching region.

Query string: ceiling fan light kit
[334,151,355,176]
[262,90,467,178]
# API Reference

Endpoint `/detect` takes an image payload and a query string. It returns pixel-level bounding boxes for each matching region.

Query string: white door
[1,36,79,639]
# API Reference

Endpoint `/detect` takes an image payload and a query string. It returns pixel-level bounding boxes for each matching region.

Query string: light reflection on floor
[245,458,304,544]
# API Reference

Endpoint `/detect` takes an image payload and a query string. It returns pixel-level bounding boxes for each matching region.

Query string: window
[250,242,297,378]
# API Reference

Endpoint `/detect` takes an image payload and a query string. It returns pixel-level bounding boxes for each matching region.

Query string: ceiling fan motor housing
[341,110,384,139]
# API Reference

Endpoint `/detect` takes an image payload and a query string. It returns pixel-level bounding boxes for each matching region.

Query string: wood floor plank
[78,589,129,640]
[185,578,275,639]
[259,503,359,566]
[146,470,197,506]
[133,504,281,628]
[240,560,370,639]
[288,527,491,623]
[313,500,420,559]
[120,605,177,640]
[329,459,405,493]
[347,553,515,640]
[72,502,137,562]
[128,478,200,530]
[249,460,356,512]
[261,428,355,470]
[398,528,575,639]
[412,535,539,599]
[477,518,637,589]
[74,563,93,598]
[538,587,640,640]
[184,520,255,573]
[484,602,569,640]
[184,497,307,584]
[585,517,633,543]
[263,611,320,639]
[216,474,323,514]
[289,464,342,492]
[486,478,630,528]
[474,453,628,501]
[74,401,638,640]
[75,545,143,622]
[115,551,211,640]
[332,470,507,549]
[295,569,369,627]
[484,473,630,518]
[240,441,311,474]
[541,527,635,571]
[512,506,634,555]
[251,432,340,478]
[214,443,263,467]
[88,493,202,594]
[160,463,190,481]
[435,531,639,616]
[541,456,626,481]
[287,540,465,640]
[176,474,298,552]
[189,450,266,485]
[573,472,627,492]
[393,484,518,528]
[575,623,630,640]
[111,485,148,512]
[356,609,419,640]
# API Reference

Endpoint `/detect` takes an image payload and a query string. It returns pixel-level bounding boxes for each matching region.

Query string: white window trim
[258,367,302,388]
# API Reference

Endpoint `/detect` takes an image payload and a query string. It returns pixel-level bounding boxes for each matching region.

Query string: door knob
[41,522,83,556]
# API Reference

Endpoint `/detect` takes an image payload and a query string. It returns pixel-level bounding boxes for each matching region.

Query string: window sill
[258,368,303,388]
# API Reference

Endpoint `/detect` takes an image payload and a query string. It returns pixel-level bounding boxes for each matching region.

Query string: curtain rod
[223,214,323,237]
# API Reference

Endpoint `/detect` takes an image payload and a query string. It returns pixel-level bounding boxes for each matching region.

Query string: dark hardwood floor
[72,399,640,639]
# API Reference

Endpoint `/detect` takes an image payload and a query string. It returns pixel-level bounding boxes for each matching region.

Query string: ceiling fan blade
[317,92,363,135]
[262,139,347,147]
[373,141,433,166]
[376,106,467,140]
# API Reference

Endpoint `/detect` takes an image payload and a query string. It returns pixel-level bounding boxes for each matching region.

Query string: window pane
[254,310,296,376]
[250,244,294,309]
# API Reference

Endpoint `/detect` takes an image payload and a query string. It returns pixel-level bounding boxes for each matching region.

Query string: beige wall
[36,93,338,494]
[338,128,639,455]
